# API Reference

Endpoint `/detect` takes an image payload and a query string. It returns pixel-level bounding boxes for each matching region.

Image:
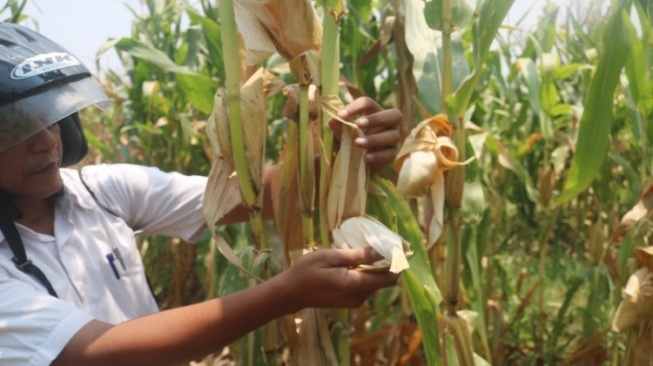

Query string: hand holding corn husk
[328,97,402,174]
[332,216,410,273]
[319,95,410,274]
[394,114,474,249]
[277,247,399,309]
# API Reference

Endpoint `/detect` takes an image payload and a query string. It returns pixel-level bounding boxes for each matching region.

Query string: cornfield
[5,0,653,364]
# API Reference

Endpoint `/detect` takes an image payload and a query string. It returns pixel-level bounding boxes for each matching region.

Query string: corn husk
[611,179,653,243]
[612,246,653,332]
[625,324,653,366]
[332,216,411,273]
[289,50,321,86]
[235,0,322,65]
[203,139,254,276]
[317,95,411,273]
[203,68,282,276]
[212,68,281,197]
[317,96,367,230]
[394,114,473,248]
[612,267,653,332]
[269,134,304,266]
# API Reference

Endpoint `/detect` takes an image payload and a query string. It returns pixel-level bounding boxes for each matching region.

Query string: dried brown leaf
[612,267,653,332]
[611,179,653,242]
[635,246,653,270]
[289,50,321,85]
[269,136,304,266]
[235,0,322,64]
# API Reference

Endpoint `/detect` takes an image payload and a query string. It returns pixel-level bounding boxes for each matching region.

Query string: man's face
[0,123,64,201]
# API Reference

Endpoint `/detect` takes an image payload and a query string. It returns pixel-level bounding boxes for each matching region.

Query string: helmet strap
[0,192,58,297]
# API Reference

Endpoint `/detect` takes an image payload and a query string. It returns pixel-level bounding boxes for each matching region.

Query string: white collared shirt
[0,164,208,365]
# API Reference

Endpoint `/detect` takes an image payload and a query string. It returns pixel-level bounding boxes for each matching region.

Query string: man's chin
[34,178,64,200]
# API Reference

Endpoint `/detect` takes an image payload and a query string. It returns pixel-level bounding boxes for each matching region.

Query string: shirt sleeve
[80,164,209,242]
[0,276,94,366]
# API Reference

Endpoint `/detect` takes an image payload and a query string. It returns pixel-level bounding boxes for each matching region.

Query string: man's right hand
[277,247,400,310]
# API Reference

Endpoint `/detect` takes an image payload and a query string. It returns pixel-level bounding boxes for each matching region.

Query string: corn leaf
[111,37,215,114]
[403,0,442,114]
[556,7,632,204]
[447,0,515,117]
[372,176,442,366]
[185,9,225,83]
[219,248,269,365]
[322,0,344,15]
[625,1,653,117]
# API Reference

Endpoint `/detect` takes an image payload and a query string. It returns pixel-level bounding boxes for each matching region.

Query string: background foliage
[3,0,653,364]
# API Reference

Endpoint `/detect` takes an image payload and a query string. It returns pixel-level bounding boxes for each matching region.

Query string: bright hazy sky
[19,0,573,75]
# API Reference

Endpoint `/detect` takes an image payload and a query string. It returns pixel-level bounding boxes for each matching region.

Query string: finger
[347,270,400,292]
[355,130,400,150]
[337,97,382,120]
[354,108,402,130]
[328,118,343,141]
[335,247,385,267]
[364,148,397,166]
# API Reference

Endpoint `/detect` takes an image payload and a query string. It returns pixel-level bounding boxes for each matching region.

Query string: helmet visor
[0,78,111,152]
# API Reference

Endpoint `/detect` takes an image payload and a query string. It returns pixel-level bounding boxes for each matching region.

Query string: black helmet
[0,23,111,166]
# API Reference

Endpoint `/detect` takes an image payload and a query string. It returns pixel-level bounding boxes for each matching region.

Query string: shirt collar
[60,176,95,211]
[0,174,92,244]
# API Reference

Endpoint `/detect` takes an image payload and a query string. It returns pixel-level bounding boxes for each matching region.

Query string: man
[0,23,402,365]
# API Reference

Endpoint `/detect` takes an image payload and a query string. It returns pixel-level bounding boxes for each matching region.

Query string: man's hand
[329,97,402,174]
[279,247,400,310]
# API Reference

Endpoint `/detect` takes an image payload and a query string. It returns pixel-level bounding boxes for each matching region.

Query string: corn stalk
[319,0,343,247]
[437,0,475,362]
[298,83,315,247]
[318,4,349,365]
[218,0,267,249]
[216,1,277,364]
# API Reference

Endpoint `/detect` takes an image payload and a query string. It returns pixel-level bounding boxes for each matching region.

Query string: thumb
[328,118,343,140]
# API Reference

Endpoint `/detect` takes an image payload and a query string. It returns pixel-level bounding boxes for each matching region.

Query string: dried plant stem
[299,84,315,248]
[321,4,348,365]
[319,6,340,248]
[218,0,266,249]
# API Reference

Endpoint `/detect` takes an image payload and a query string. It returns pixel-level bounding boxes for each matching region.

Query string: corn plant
[13,0,653,364]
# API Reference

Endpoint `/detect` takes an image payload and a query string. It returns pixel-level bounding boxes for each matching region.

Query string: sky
[17,0,574,75]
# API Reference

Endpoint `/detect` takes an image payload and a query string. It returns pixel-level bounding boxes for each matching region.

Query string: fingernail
[355,137,368,146]
[337,109,349,118]
[356,118,369,127]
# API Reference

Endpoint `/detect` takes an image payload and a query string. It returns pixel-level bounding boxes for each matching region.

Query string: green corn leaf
[556,6,632,204]
[372,176,442,366]
[176,73,215,115]
[185,8,225,82]
[447,0,515,118]
[110,37,215,114]
[403,0,442,114]
[112,37,194,74]
[625,1,653,117]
